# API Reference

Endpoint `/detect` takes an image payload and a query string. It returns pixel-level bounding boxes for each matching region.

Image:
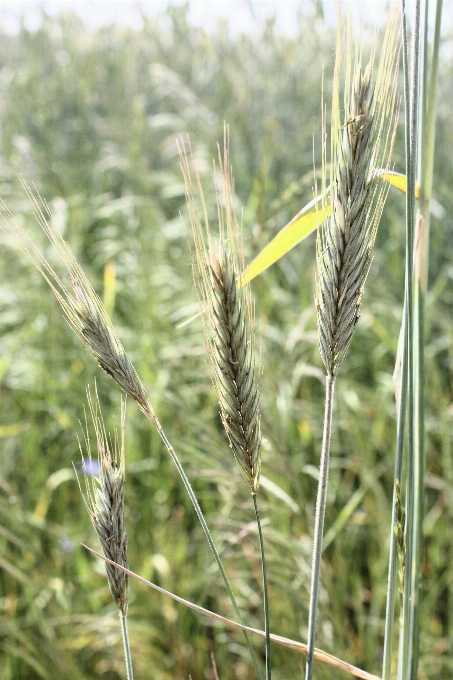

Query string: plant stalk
[305,375,335,680]
[410,2,443,677]
[391,1,421,678]
[382,2,418,675]
[253,492,271,680]
[120,612,134,680]
[156,424,263,680]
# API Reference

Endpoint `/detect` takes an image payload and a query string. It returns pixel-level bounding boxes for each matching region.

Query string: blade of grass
[83,545,384,680]
[240,175,413,287]
[379,172,420,199]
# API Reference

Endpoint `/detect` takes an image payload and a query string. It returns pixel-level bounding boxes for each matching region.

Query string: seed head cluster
[180,134,262,492]
[77,390,129,614]
[316,14,400,377]
[208,245,262,491]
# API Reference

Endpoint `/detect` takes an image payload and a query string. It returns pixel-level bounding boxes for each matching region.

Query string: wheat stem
[180,132,265,678]
[313,8,398,677]
[398,2,421,678]
[382,6,416,672]
[410,2,442,676]
[120,612,134,680]
[157,424,264,680]
[75,389,135,679]
[305,375,335,680]
[253,493,271,680]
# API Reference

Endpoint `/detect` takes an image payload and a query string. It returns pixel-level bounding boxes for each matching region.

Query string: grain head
[316,9,400,377]
[180,132,262,492]
[77,388,129,614]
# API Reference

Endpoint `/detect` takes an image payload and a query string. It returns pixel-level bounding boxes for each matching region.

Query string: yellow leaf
[381,171,420,199]
[241,170,419,286]
[240,196,330,285]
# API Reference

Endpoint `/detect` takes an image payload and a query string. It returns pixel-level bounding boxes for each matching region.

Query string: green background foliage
[0,4,452,678]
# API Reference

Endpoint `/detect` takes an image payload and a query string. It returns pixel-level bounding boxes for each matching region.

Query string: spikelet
[180,132,262,492]
[316,9,400,377]
[0,182,156,424]
[77,388,129,614]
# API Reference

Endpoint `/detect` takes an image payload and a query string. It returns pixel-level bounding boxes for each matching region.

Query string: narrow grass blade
[382,3,416,669]
[83,545,384,680]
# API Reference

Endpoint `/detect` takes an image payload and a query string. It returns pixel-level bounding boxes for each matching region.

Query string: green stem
[120,612,134,680]
[253,493,271,680]
[305,375,335,680]
[397,1,421,678]
[410,2,443,677]
[156,424,263,680]
[382,2,419,675]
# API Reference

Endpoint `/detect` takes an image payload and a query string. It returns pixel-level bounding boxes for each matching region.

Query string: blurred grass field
[0,4,452,679]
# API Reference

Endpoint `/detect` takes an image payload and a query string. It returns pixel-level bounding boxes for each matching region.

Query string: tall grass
[0,3,451,679]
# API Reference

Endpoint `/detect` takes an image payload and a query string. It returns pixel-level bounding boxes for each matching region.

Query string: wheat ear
[181,130,270,680]
[306,9,400,680]
[75,387,134,680]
